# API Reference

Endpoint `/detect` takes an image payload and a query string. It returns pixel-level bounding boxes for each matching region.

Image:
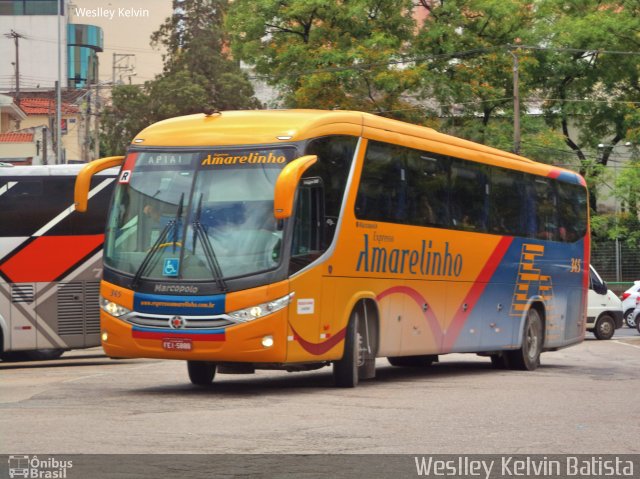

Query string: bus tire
[187,361,216,386]
[0,349,64,362]
[333,311,362,388]
[358,300,378,380]
[25,349,64,361]
[388,355,436,367]
[594,314,615,340]
[507,307,543,371]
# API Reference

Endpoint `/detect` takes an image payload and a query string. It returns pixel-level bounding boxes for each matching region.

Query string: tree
[150,0,260,111]
[529,0,640,211]
[101,0,260,155]
[226,0,422,120]
[412,1,537,144]
[100,85,150,157]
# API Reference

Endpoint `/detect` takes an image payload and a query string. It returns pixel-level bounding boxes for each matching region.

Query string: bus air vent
[57,283,84,336]
[11,284,34,303]
[84,282,101,334]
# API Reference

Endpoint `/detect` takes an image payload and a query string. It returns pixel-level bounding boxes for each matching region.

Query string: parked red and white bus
[0,164,116,360]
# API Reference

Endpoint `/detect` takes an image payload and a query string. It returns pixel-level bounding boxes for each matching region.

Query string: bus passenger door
[286,180,324,362]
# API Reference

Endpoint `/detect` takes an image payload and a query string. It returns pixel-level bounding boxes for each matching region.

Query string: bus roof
[132,110,582,183]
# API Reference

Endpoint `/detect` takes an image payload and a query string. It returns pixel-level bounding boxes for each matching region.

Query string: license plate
[162,338,193,351]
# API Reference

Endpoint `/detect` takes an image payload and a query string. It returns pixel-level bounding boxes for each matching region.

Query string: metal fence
[591,241,640,291]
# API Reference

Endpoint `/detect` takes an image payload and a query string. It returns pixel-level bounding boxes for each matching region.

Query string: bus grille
[57,283,84,335]
[124,313,235,330]
[12,284,34,303]
[85,282,100,334]
[57,282,101,336]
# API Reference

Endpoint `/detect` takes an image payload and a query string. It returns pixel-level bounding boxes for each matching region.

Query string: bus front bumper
[100,310,288,363]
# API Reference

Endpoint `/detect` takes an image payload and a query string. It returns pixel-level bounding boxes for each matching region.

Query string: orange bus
[75,110,589,387]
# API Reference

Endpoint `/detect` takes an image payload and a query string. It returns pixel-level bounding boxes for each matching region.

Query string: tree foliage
[412,1,539,146]
[227,0,422,120]
[102,0,640,241]
[526,1,640,212]
[101,0,259,155]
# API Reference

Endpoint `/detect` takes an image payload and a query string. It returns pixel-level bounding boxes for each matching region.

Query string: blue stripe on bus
[556,171,582,185]
[133,292,226,315]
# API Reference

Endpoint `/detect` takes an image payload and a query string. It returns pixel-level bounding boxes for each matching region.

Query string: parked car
[633,297,640,335]
[621,281,640,328]
[587,265,624,340]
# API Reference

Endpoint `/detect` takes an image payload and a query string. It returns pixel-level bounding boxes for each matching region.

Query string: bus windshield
[104,148,293,282]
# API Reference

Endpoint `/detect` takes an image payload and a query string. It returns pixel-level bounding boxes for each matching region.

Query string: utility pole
[84,90,91,161]
[4,30,23,106]
[510,48,521,155]
[112,53,136,85]
[42,127,48,165]
[56,0,63,164]
[94,81,100,160]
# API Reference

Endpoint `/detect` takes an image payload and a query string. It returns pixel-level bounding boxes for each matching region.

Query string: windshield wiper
[131,193,184,288]
[192,194,228,292]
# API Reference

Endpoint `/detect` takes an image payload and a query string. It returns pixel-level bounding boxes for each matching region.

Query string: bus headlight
[100,296,131,317]
[228,292,294,323]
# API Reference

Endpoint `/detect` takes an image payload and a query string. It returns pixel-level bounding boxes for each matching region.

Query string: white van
[587,265,623,340]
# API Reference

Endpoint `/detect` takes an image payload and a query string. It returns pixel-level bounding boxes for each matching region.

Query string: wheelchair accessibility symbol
[163,258,180,277]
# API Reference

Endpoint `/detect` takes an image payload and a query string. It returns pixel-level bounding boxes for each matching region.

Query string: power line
[511,44,640,57]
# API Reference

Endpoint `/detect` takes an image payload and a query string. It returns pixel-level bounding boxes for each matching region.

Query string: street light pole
[509,48,521,155]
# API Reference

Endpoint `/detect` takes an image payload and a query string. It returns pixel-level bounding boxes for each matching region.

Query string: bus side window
[449,159,488,232]
[406,152,450,227]
[489,168,526,236]
[0,179,44,236]
[532,178,559,241]
[303,135,357,249]
[557,181,587,242]
[356,142,394,222]
[355,141,410,224]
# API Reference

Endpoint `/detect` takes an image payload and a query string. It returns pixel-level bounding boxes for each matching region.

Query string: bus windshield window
[104,148,292,281]
[186,157,286,279]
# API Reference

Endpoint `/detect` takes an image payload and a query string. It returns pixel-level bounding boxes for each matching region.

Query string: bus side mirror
[273,155,318,220]
[74,156,125,212]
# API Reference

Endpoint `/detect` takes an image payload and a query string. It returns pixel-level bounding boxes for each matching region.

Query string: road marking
[612,340,640,350]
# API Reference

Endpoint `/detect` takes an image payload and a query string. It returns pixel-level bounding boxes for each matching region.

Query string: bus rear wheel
[507,307,543,371]
[187,361,216,386]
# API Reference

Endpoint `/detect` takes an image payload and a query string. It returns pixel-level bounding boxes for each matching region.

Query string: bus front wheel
[333,302,379,388]
[333,312,361,388]
[507,307,543,371]
[187,361,216,386]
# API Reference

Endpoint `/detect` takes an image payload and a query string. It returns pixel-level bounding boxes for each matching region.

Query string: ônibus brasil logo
[8,455,73,478]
